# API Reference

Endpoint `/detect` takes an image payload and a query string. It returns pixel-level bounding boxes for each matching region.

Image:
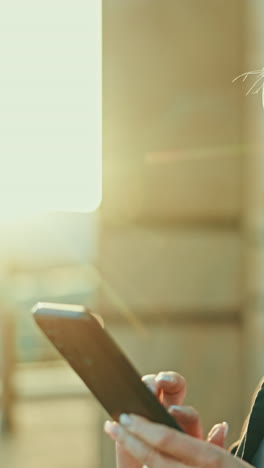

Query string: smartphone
[32,302,183,432]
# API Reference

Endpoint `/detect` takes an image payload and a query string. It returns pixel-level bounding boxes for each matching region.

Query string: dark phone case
[33,302,183,432]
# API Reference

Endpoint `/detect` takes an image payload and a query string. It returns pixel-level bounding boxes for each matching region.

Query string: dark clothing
[230,378,264,466]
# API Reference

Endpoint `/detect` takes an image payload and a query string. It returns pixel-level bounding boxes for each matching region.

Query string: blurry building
[1,2,264,468]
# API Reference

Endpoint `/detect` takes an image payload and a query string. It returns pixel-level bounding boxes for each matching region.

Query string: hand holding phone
[33,302,184,432]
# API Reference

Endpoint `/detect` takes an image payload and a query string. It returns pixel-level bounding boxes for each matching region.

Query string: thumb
[207,422,229,447]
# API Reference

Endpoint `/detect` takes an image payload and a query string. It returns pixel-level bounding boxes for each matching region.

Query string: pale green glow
[0,0,101,217]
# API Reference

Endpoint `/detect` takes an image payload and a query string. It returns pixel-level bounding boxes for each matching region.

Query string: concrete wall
[103,0,243,224]
[240,0,264,406]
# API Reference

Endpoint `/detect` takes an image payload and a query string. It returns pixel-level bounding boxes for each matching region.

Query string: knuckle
[142,448,156,468]
[157,428,175,449]
[207,450,225,468]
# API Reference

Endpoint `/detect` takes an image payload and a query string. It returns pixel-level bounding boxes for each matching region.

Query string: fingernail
[119,413,132,426]
[156,373,174,382]
[104,421,121,440]
[208,423,221,439]
[169,405,183,412]
[222,421,229,437]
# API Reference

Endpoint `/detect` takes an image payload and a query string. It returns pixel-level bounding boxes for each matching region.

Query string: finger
[207,422,229,448]
[116,442,141,468]
[168,406,204,439]
[118,413,224,468]
[142,372,187,407]
[155,372,187,406]
[105,420,186,468]
[155,372,186,395]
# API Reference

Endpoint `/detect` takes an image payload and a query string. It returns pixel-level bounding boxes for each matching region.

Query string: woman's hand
[104,414,247,468]
[111,372,228,468]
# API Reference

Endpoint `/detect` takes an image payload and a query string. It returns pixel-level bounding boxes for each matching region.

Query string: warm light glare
[0,0,101,218]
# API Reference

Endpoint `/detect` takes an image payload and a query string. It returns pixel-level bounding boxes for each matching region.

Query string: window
[0,0,101,218]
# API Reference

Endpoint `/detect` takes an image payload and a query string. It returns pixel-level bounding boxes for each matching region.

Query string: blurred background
[1,0,264,467]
